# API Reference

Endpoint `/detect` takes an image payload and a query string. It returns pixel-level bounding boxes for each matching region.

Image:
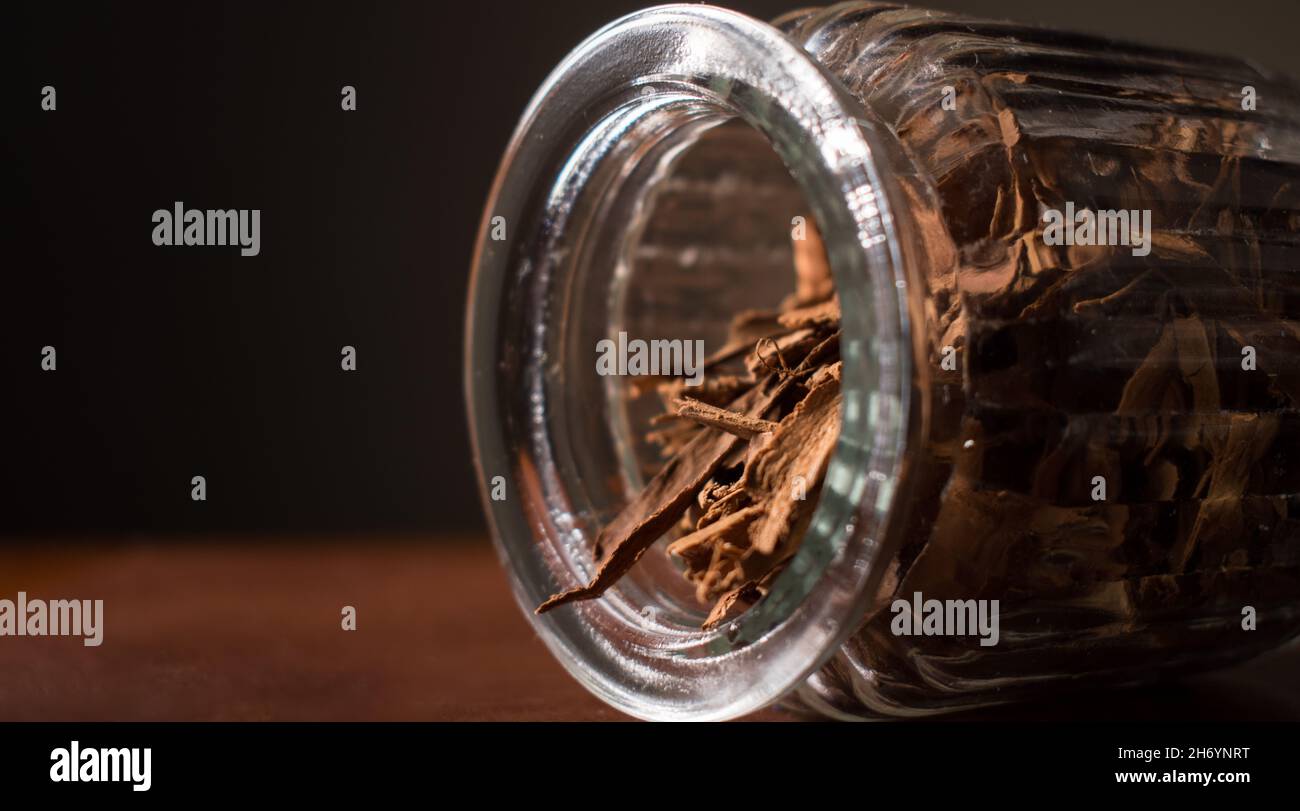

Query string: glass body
[466,3,1300,719]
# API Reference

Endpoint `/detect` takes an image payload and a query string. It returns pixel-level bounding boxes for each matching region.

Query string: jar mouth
[466,4,914,720]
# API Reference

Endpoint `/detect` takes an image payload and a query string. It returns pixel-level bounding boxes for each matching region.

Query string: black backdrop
[7,0,1299,537]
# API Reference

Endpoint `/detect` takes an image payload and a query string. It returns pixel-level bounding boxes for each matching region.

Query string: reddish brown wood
[0,540,1294,721]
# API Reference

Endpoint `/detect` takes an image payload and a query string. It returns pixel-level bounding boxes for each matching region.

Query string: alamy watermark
[0,591,103,646]
[1042,201,1151,257]
[152,202,260,257]
[890,591,999,647]
[596,332,705,386]
[50,741,150,792]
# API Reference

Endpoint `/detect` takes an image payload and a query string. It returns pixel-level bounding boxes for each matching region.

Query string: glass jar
[465,2,1300,719]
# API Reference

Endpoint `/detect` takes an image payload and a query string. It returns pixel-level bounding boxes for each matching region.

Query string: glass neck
[466,4,916,720]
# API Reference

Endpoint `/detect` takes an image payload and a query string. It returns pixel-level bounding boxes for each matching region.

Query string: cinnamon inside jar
[472,3,1300,718]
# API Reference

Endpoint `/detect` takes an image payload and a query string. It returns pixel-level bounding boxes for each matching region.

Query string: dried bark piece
[697,481,749,529]
[745,327,820,377]
[657,374,754,410]
[793,216,834,305]
[805,358,843,390]
[666,505,764,565]
[627,374,676,399]
[790,330,841,374]
[536,377,790,614]
[696,479,730,512]
[1173,413,1280,572]
[535,427,739,614]
[537,217,843,621]
[703,310,791,370]
[730,308,786,338]
[1150,232,1213,262]
[744,369,843,555]
[778,296,841,330]
[701,548,803,629]
[1223,321,1300,406]
[673,397,779,439]
[702,581,764,630]
[1072,270,1155,316]
[643,419,700,458]
[715,434,752,474]
[1116,316,1220,415]
[1171,316,1220,412]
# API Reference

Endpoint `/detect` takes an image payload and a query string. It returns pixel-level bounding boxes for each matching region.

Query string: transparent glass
[466,2,1300,719]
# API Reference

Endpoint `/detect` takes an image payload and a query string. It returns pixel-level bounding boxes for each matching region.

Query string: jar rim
[466,3,915,720]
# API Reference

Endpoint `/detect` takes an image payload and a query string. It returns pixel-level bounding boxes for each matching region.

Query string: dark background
[7,0,1300,537]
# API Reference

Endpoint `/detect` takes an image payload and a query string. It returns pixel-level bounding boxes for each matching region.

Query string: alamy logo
[890,591,1000,647]
[596,332,705,387]
[151,202,260,256]
[50,741,151,792]
[0,592,103,646]
[1042,202,1151,257]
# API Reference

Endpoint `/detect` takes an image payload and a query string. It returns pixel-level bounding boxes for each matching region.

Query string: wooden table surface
[0,539,1296,721]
